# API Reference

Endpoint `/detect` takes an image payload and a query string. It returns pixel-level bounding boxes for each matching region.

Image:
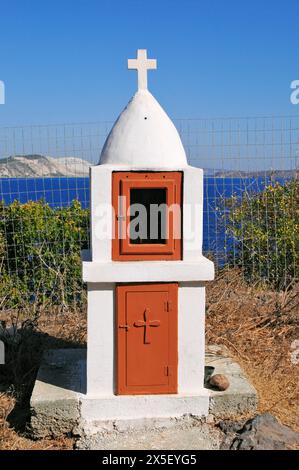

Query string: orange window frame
[112,172,182,261]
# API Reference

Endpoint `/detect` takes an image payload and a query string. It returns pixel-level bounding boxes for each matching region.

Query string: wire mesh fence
[0,115,298,310]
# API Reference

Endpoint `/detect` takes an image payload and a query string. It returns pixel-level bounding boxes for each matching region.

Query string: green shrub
[226,180,299,289]
[0,199,89,309]
[1,181,297,310]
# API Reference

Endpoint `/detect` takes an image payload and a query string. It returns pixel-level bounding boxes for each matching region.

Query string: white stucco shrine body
[81,50,214,428]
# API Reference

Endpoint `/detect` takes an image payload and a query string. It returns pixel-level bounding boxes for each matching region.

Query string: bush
[226,180,299,289]
[0,199,89,310]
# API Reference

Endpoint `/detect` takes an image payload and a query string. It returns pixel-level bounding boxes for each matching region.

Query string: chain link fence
[0,116,298,310]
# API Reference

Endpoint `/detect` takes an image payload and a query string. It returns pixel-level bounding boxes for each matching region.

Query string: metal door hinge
[164,365,173,376]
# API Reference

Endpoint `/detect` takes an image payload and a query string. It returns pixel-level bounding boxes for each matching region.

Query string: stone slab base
[29,349,85,439]
[30,347,258,438]
[206,345,258,419]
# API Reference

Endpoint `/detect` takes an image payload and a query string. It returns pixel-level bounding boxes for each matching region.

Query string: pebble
[209,374,230,391]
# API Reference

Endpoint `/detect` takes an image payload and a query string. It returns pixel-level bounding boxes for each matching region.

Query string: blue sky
[0,0,299,126]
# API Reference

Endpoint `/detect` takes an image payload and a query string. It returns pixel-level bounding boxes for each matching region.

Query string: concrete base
[206,345,258,418]
[30,349,84,438]
[77,416,223,450]
[30,347,258,438]
[80,393,209,435]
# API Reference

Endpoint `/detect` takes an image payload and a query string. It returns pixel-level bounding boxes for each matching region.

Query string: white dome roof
[99,89,188,167]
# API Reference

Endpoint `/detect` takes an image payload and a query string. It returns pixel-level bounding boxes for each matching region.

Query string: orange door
[116,283,178,395]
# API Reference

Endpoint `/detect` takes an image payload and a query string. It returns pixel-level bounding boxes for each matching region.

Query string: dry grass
[0,393,73,450]
[206,269,299,431]
[0,306,86,450]
[0,270,298,449]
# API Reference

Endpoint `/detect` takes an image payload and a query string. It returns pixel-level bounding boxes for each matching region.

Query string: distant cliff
[0,155,296,178]
[204,168,298,178]
[0,154,91,177]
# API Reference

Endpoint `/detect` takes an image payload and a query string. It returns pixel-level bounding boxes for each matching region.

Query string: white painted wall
[99,90,188,167]
[83,258,214,283]
[85,163,213,400]
[178,283,206,394]
[83,74,214,421]
[182,168,204,260]
[81,393,209,425]
[86,282,207,398]
[90,166,112,262]
[86,283,114,396]
[89,164,206,263]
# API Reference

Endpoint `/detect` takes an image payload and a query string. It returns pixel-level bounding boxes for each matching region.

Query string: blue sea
[0,176,287,262]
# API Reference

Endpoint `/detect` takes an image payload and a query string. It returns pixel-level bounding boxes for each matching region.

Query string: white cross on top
[128,49,157,91]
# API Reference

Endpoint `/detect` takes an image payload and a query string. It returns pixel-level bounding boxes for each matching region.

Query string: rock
[209,374,230,391]
[0,154,91,178]
[218,419,245,434]
[204,366,215,384]
[221,413,299,450]
[205,414,216,425]
[206,346,258,418]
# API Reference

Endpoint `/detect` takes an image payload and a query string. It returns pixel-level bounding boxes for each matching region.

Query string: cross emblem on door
[134,308,160,344]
